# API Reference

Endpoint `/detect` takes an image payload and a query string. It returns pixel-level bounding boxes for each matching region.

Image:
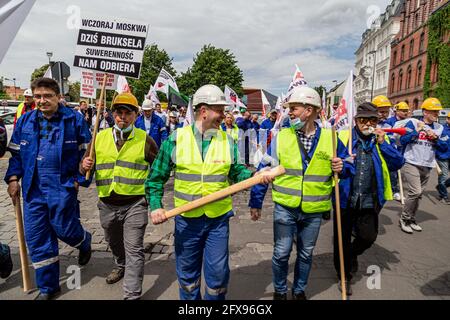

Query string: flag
[286,64,307,98]
[145,85,160,105]
[168,85,189,108]
[334,70,355,132]
[261,90,271,118]
[43,65,52,78]
[154,68,178,97]
[224,85,238,105]
[273,104,290,131]
[116,75,130,94]
[183,98,194,127]
[0,0,37,64]
[275,96,282,111]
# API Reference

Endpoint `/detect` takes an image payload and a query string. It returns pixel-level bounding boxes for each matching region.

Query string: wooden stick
[86,73,108,180]
[332,126,347,300]
[14,196,32,292]
[164,166,286,219]
[398,170,405,205]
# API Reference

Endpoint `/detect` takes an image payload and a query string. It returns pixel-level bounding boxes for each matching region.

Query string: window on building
[406,65,412,89]
[415,13,419,28]
[391,73,396,93]
[417,61,422,86]
[392,51,397,67]
[401,45,405,62]
[398,69,404,91]
[410,39,414,58]
[413,98,419,110]
[419,32,425,51]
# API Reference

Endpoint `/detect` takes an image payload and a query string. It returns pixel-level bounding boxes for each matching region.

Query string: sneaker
[0,245,13,279]
[273,292,287,300]
[409,221,423,232]
[399,219,413,234]
[393,193,401,202]
[439,198,450,205]
[34,289,61,300]
[338,280,353,296]
[106,267,125,284]
[292,291,307,300]
[78,246,92,266]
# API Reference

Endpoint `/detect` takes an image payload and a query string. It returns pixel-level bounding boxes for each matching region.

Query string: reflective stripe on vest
[95,128,149,197]
[174,126,232,218]
[272,127,334,212]
[338,130,393,201]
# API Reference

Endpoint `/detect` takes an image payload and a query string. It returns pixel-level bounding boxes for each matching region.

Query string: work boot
[106,267,125,284]
[399,219,413,234]
[78,246,92,266]
[0,245,13,279]
[292,291,307,300]
[273,292,287,300]
[338,280,353,296]
[35,289,61,300]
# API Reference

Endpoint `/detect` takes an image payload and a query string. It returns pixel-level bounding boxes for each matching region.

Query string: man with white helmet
[135,99,168,147]
[249,86,351,300]
[14,88,36,127]
[146,84,274,300]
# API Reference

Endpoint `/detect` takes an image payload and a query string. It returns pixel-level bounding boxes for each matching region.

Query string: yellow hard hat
[421,97,442,111]
[372,95,393,108]
[395,101,409,111]
[112,92,139,112]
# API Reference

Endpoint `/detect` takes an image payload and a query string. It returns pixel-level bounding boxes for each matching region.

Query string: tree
[68,81,80,102]
[0,77,10,99]
[31,64,50,82]
[314,85,326,99]
[177,44,244,97]
[127,44,177,103]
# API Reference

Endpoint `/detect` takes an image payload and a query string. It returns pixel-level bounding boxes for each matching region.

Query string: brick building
[388,0,448,110]
[242,88,277,115]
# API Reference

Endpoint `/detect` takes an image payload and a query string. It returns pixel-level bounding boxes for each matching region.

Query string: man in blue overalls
[135,99,168,148]
[5,78,92,300]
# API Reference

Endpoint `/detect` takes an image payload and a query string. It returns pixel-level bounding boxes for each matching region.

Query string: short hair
[80,101,87,105]
[31,77,60,95]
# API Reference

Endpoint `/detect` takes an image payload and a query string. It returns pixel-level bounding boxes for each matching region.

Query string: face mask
[290,118,305,131]
[361,126,375,136]
[114,124,134,140]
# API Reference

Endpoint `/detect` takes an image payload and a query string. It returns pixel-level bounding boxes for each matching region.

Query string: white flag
[275,96,282,111]
[334,70,355,132]
[0,0,36,64]
[183,98,194,127]
[261,90,271,117]
[154,68,178,97]
[286,64,308,98]
[116,75,130,94]
[43,66,52,78]
[145,85,160,105]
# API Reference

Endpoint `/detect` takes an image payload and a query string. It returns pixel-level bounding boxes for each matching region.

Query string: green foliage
[177,44,244,97]
[68,81,80,102]
[424,4,450,108]
[0,78,9,99]
[31,64,50,82]
[314,85,326,98]
[127,44,177,103]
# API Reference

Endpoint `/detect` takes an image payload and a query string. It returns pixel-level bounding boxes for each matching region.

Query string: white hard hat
[284,86,321,109]
[24,88,33,97]
[141,99,154,111]
[193,84,228,107]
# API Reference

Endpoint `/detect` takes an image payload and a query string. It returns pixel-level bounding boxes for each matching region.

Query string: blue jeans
[272,203,322,295]
[437,159,450,199]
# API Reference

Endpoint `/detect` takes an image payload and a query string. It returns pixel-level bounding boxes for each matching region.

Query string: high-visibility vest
[15,102,35,126]
[272,127,334,212]
[222,124,239,141]
[338,130,393,201]
[95,128,149,198]
[174,126,232,218]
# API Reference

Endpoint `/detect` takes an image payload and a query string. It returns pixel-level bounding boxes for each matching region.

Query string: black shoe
[322,211,331,220]
[0,245,13,279]
[273,292,287,300]
[35,289,61,300]
[351,256,358,273]
[78,246,92,266]
[292,291,307,300]
[106,267,125,284]
[338,280,353,296]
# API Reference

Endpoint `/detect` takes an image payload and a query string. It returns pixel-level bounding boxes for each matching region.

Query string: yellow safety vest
[95,128,149,198]
[338,130,393,201]
[222,124,239,142]
[174,126,232,218]
[272,127,334,212]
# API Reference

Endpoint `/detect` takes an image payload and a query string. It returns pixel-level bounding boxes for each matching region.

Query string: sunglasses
[358,117,379,125]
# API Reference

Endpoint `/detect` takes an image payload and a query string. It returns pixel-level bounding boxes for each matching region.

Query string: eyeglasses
[34,93,57,100]
[358,117,379,125]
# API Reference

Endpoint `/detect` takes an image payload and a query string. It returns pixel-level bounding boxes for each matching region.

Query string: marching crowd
[0,77,449,300]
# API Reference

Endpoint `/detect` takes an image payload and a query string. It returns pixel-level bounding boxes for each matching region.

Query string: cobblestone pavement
[0,156,449,300]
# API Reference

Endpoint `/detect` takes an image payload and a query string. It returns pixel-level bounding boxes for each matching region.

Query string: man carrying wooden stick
[335,102,404,295]
[81,92,158,300]
[5,78,93,300]
[146,84,274,300]
[249,86,351,300]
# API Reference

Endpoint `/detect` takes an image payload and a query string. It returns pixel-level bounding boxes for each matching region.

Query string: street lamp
[46,52,53,66]
[4,77,17,100]
[368,50,377,101]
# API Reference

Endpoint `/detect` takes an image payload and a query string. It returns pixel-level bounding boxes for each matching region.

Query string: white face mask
[361,126,375,136]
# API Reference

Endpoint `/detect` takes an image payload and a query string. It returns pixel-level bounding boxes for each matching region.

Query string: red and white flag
[261,90,271,118]
[224,85,238,105]
[116,75,130,94]
[145,85,160,105]
[333,70,355,132]
[183,98,194,127]
[286,64,308,99]
[154,68,178,97]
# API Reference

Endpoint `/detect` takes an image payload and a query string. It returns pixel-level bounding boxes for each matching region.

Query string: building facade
[388,0,448,110]
[354,0,402,107]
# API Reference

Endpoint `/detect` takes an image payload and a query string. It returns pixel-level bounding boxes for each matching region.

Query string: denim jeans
[437,159,450,199]
[272,203,322,295]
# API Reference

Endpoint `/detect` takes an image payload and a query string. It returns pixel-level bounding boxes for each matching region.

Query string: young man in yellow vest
[249,86,351,300]
[146,84,274,300]
[81,92,158,300]
[335,102,404,295]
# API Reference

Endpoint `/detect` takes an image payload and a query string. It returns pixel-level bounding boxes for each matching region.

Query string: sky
[0,0,392,97]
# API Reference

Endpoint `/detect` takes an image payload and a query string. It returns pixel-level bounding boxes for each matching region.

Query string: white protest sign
[73,17,149,79]
[80,70,96,98]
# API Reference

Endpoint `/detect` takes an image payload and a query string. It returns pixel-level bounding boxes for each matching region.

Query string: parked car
[0,111,15,145]
[412,109,449,125]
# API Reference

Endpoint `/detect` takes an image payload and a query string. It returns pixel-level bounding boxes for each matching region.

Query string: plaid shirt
[297,129,315,153]
[145,125,253,211]
[38,111,61,140]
